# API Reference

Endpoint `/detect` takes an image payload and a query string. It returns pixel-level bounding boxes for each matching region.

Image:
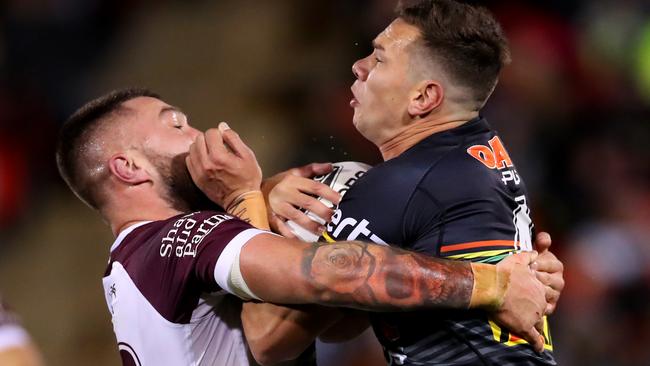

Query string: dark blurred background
[0,0,649,365]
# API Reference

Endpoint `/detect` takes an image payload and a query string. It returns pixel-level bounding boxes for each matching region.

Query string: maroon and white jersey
[0,297,30,351]
[103,211,267,366]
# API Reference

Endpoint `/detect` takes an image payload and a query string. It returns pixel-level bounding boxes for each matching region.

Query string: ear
[108,153,151,185]
[407,80,444,117]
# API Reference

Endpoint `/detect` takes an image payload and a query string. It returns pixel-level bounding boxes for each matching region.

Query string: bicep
[239,233,315,303]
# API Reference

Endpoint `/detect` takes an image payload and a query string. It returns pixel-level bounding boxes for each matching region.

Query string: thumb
[534,232,552,253]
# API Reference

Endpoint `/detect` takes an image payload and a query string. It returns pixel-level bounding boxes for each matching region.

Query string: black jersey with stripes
[322,117,555,366]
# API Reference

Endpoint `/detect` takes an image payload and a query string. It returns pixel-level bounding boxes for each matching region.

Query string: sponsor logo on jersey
[466,136,513,169]
[159,213,232,258]
[325,209,387,244]
[467,136,522,186]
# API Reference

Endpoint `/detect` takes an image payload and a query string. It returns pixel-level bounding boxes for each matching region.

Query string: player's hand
[531,232,564,314]
[261,163,341,237]
[186,122,262,208]
[493,251,547,353]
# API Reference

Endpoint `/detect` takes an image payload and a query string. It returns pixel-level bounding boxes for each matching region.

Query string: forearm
[301,241,475,311]
[242,238,488,311]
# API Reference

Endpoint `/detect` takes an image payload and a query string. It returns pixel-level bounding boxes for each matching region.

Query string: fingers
[532,250,564,274]
[509,250,538,265]
[293,194,333,222]
[535,270,563,314]
[534,232,552,253]
[185,155,197,186]
[283,175,340,206]
[543,286,561,314]
[301,179,341,206]
[204,128,228,158]
[293,163,334,178]
[310,163,334,176]
[269,215,297,239]
[187,137,208,184]
[192,134,211,169]
[219,122,254,159]
[270,176,340,219]
[520,326,545,353]
[276,202,323,233]
[535,319,544,334]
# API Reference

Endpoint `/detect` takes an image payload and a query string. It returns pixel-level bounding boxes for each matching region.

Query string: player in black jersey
[260,1,564,365]
[325,1,557,364]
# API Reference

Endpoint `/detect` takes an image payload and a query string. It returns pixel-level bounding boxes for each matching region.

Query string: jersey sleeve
[188,213,268,294]
[404,148,533,260]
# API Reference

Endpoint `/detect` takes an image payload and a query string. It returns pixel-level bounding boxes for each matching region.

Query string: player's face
[350,19,421,145]
[121,97,217,211]
[122,97,201,160]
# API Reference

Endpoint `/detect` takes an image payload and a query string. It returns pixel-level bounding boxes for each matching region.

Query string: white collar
[110,221,152,252]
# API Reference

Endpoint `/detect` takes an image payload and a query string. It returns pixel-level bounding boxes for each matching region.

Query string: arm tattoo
[301,242,473,311]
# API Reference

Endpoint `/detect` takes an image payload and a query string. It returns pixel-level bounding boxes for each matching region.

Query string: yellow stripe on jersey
[322,231,336,243]
[488,318,553,351]
[445,249,515,260]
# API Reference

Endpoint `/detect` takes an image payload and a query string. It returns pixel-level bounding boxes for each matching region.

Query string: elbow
[249,347,278,366]
[248,339,301,366]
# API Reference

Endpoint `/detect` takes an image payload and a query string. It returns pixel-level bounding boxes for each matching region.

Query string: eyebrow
[372,39,385,51]
[159,105,184,116]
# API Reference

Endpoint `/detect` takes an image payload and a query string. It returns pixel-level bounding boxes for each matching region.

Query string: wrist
[226,190,270,230]
[469,263,508,310]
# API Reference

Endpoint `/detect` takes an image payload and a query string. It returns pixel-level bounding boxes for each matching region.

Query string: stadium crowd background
[0,0,648,365]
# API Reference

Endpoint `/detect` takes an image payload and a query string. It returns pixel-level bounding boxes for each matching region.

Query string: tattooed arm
[239,235,548,351]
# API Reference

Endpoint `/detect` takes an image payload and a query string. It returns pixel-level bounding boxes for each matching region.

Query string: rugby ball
[286,161,371,242]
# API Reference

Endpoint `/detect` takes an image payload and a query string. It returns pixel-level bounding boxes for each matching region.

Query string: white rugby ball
[286,161,371,242]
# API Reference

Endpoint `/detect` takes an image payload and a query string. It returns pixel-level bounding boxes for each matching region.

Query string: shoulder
[348,149,445,200]
[109,211,251,262]
[417,131,514,201]
[103,211,259,324]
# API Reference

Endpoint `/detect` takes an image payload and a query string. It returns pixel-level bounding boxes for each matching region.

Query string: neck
[379,111,479,161]
[106,197,182,237]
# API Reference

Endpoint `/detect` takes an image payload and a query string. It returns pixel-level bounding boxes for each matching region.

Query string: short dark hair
[397,0,511,105]
[56,88,160,209]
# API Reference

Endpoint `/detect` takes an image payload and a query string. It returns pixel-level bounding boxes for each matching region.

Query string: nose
[352,57,368,81]
[187,126,201,140]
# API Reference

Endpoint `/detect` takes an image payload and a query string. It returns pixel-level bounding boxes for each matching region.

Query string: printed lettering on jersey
[159,213,233,258]
[324,208,387,244]
[466,136,522,187]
